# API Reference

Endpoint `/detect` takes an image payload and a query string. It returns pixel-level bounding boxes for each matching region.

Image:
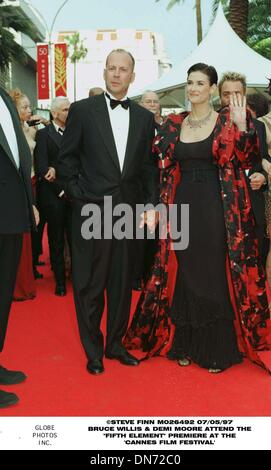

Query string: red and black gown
[124,109,271,374]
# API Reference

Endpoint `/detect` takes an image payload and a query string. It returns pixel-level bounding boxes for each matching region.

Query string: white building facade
[56,28,172,101]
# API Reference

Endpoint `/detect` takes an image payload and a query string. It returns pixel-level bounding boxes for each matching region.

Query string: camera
[27,119,40,127]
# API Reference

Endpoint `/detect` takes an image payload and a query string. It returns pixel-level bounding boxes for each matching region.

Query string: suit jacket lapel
[92,95,121,172]
[122,102,140,176]
[0,89,21,171]
[0,87,34,227]
[48,124,62,148]
[0,124,19,169]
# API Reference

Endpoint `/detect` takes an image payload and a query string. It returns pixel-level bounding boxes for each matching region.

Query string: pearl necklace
[187,109,213,129]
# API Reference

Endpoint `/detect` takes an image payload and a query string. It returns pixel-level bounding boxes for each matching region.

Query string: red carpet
[1,253,271,417]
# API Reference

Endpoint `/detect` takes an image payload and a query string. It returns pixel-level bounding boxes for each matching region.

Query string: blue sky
[29,0,214,67]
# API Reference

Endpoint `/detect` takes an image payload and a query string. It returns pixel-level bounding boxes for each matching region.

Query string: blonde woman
[9,89,47,300]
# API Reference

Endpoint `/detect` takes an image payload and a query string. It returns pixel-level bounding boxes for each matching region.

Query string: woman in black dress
[124,63,271,374]
[168,63,242,372]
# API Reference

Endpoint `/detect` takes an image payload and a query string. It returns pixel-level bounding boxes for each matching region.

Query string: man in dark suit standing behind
[58,49,158,375]
[35,96,71,296]
[0,86,36,408]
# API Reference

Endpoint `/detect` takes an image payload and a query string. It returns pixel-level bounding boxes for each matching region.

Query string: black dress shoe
[105,350,140,366]
[87,359,104,375]
[55,285,67,296]
[0,389,19,408]
[0,365,27,385]
[33,267,43,279]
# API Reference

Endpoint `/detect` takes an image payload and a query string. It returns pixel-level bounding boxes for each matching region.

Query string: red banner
[37,44,49,100]
[54,43,67,97]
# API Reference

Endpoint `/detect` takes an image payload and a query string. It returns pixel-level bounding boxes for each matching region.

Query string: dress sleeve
[213,108,260,170]
[152,114,182,205]
[233,121,259,170]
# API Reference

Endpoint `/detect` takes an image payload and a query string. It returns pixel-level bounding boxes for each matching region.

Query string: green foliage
[156,0,202,43]
[66,32,88,64]
[65,32,88,100]
[210,1,270,60]
[212,0,229,17]
[159,0,270,60]
[250,37,271,60]
[247,0,271,47]
[165,0,183,11]
[215,0,271,59]
[0,1,39,72]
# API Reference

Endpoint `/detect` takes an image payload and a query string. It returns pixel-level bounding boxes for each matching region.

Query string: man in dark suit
[35,97,71,296]
[219,72,270,262]
[246,118,270,262]
[57,49,158,375]
[0,86,36,408]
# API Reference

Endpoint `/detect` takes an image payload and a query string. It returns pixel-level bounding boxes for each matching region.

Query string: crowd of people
[1,47,271,408]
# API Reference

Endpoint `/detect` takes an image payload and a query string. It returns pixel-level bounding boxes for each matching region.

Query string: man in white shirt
[0,86,36,408]
[58,49,158,375]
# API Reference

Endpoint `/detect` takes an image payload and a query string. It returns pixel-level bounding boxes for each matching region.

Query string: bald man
[58,49,158,375]
[88,87,104,97]
[140,90,163,127]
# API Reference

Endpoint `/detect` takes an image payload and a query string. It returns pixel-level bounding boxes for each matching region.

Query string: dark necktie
[58,128,64,135]
[105,92,130,110]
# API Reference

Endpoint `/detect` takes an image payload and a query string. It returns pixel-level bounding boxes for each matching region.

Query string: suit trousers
[31,211,46,265]
[43,197,72,285]
[71,201,135,361]
[0,234,22,351]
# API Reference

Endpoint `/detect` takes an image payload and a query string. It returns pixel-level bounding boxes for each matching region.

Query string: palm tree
[159,1,269,59]
[66,32,88,101]
[212,0,249,41]
[0,0,39,72]
[156,0,203,44]
[195,0,202,44]
[159,0,251,43]
[213,1,270,59]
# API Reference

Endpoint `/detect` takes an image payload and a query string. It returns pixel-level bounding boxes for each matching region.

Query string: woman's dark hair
[266,78,271,96]
[187,63,218,85]
[246,93,269,118]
